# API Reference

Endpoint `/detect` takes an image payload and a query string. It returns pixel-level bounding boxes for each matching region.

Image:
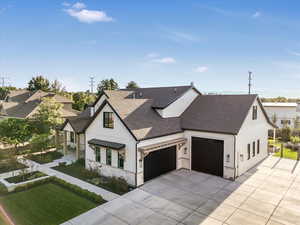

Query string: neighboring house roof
[124,85,196,109]
[181,95,262,134]
[262,102,297,107]
[62,86,275,140]
[0,90,77,118]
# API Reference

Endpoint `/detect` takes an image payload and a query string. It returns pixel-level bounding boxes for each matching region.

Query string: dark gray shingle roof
[88,139,125,150]
[181,95,259,134]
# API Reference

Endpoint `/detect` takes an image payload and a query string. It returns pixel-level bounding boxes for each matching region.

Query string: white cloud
[252,11,261,18]
[64,3,113,23]
[146,52,159,58]
[72,2,86,9]
[153,57,176,64]
[195,66,208,73]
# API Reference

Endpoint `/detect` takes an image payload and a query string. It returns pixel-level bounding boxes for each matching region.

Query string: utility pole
[89,76,95,93]
[0,77,9,87]
[248,71,252,94]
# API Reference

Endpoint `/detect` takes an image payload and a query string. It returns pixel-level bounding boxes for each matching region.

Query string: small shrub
[0,182,8,195]
[281,127,291,142]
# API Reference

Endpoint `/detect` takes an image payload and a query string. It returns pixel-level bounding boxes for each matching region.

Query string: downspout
[135,141,140,187]
[233,135,237,180]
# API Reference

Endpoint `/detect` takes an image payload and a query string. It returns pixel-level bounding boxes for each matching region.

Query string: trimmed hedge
[5,171,47,184]
[10,177,105,204]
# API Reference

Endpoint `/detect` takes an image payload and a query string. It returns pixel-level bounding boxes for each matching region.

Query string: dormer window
[103,112,114,128]
[252,106,257,120]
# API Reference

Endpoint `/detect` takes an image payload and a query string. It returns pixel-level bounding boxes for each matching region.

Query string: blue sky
[1,0,300,97]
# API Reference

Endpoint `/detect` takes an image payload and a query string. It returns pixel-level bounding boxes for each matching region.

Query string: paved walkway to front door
[62,156,300,225]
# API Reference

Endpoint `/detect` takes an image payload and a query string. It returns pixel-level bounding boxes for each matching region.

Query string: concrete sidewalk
[61,156,300,225]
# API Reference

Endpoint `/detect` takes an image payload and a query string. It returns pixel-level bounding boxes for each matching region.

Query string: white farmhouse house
[262,102,300,128]
[61,85,275,187]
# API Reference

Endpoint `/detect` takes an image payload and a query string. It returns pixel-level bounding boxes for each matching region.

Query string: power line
[89,76,95,93]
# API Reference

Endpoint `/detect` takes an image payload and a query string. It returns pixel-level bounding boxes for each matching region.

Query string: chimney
[190,82,194,87]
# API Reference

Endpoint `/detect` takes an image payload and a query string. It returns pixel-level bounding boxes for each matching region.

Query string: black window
[70,132,75,143]
[103,112,114,128]
[252,106,258,120]
[257,140,260,154]
[118,152,124,169]
[95,147,101,162]
[247,144,251,160]
[252,141,255,157]
[106,149,112,165]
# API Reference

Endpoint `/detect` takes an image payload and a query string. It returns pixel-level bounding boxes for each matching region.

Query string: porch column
[63,131,67,155]
[76,133,80,160]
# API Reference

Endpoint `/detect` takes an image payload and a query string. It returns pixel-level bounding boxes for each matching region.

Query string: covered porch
[62,130,85,160]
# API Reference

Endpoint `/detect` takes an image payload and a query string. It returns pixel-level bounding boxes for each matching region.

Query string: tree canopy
[0,87,10,100]
[72,92,96,111]
[0,118,33,149]
[28,75,50,92]
[97,79,119,95]
[126,81,139,89]
[51,79,66,94]
[32,97,63,133]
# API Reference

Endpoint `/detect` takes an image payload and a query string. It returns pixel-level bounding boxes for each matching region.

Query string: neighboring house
[0,90,80,119]
[262,102,300,128]
[61,85,275,187]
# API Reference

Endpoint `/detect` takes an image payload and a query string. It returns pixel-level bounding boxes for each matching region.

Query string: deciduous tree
[126,81,139,89]
[28,75,50,92]
[97,79,119,95]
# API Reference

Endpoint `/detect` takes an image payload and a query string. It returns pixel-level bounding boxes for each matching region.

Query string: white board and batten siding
[184,130,236,180]
[156,88,199,118]
[236,98,273,176]
[136,133,187,186]
[85,104,137,186]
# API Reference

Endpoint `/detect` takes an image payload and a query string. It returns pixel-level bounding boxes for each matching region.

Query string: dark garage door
[192,137,224,177]
[144,146,176,182]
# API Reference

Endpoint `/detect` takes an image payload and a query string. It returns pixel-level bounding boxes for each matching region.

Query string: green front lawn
[26,151,63,164]
[53,160,132,195]
[269,139,299,160]
[0,183,99,225]
[274,148,298,160]
[5,171,46,184]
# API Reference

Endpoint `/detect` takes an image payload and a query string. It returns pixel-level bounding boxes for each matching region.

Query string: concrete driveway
[63,156,300,225]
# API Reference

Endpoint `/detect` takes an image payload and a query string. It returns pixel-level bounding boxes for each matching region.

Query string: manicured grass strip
[0,183,98,225]
[5,171,46,184]
[274,148,298,160]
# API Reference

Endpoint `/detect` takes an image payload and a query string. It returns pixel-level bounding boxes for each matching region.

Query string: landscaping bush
[0,160,27,173]
[5,171,47,184]
[281,127,291,142]
[53,162,132,194]
[26,151,63,164]
[0,182,8,195]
